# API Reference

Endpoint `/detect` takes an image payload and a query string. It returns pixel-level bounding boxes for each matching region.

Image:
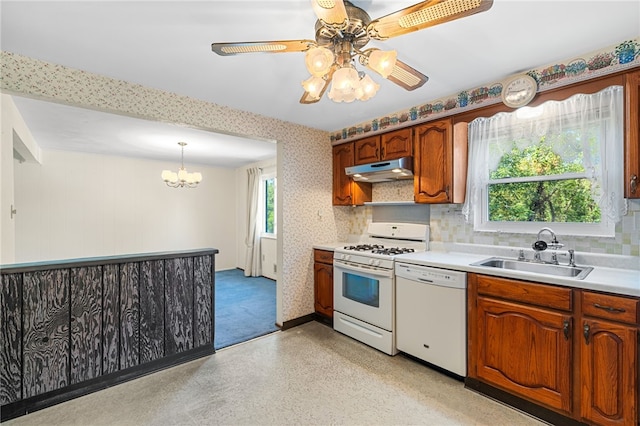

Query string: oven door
[333,259,394,331]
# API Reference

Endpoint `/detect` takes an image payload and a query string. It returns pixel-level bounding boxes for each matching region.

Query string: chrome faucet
[532,227,563,263]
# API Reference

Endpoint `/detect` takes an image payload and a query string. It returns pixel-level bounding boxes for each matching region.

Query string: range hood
[345,156,413,183]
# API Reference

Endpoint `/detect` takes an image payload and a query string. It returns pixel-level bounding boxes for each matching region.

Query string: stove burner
[372,247,416,256]
[343,244,385,251]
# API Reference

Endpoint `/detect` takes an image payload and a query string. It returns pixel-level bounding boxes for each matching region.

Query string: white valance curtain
[462,85,626,225]
[244,167,262,277]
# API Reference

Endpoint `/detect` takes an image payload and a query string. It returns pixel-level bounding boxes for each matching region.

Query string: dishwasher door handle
[417,278,434,283]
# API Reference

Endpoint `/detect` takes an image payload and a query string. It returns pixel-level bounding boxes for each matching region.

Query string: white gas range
[333,222,429,355]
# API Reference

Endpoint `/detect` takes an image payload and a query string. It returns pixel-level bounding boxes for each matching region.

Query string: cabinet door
[165,257,194,355]
[1,274,22,404]
[414,119,453,203]
[354,136,380,165]
[580,319,637,426]
[314,262,333,318]
[22,270,70,398]
[624,70,640,198]
[332,143,371,206]
[475,297,572,414]
[381,128,412,161]
[70,266,103,384]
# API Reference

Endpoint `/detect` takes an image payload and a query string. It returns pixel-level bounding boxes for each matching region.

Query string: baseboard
[280,313,316,330]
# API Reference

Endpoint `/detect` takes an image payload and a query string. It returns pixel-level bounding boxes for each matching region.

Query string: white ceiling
[2,0,639,167]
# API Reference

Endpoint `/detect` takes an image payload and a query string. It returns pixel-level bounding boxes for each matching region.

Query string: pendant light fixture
[161,142,202,188]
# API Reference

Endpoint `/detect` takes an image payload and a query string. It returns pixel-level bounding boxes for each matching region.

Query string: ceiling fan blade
[311,0,348,29]
[386,59,429,91]
[212,40,316,56]
[367,0,493,40]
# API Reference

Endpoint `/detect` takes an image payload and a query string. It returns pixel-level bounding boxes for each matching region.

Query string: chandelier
[161,142,202,188]
[301,43,397,103]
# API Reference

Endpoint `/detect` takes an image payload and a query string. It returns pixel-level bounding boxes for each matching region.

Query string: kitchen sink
[471,257,594,280]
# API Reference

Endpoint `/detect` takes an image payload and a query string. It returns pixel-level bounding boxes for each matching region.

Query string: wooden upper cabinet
[413,119,467,204]
[625,70,640,198]
[332,143,371,206]
[353,128,412,165]
[381,128,412,160]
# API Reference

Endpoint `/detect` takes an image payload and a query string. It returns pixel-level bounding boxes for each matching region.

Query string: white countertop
[395,250,640,298]
[313,242,640,297]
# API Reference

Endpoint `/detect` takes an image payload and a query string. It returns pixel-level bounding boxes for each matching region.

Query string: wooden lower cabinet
[475,296,572,414]
[580,291,639,426]
[468,273,639,426]
[313,249,333,319]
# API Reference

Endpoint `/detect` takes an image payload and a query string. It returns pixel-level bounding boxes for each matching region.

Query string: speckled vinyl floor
[5,321,546,426]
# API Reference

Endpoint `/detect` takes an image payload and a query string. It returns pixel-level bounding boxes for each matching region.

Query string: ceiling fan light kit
[211,0,493,104]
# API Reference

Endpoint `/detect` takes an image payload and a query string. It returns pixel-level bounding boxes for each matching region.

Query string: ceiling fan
[211,0,493,104]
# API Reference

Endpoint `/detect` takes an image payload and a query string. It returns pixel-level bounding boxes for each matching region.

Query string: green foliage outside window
[265,178,276,234]
[488,138,601,223]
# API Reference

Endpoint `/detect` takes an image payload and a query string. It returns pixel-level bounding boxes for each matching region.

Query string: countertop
[313,242,639,297]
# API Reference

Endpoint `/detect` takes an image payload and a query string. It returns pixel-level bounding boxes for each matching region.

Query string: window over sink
[462,86,626,237]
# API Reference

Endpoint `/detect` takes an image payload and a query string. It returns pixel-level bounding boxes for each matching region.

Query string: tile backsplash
[346,180,640,257]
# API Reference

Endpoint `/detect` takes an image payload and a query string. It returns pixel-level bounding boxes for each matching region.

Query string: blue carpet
[214,268,278,349]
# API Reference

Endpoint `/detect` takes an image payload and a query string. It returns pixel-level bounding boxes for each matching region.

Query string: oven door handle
[334,260,393,278]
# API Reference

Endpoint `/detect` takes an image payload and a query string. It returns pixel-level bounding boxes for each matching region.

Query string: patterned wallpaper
[0,51,336,324]
[329,38,640,143]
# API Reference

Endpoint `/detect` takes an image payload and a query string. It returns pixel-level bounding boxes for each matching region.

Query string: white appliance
[333,223,429,355]
[395,262,467,377]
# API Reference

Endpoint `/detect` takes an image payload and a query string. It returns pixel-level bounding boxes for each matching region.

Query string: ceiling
[1,1,639,167]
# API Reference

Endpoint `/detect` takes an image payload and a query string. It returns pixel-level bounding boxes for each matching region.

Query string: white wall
[0,95,41,264]
[14,149,238,269]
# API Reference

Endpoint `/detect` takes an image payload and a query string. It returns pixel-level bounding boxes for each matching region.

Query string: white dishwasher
[395,262,467,377]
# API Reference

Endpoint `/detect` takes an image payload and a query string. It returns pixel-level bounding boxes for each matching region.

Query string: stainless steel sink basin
[471,257,593,280]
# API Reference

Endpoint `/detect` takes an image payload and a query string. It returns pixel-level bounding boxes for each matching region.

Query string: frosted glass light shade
[359,74,379,101]
[305,46,334,77]
[368,49,397,78]
[161,170,174,182]
[328,66,361,103]
[301,75,325,99]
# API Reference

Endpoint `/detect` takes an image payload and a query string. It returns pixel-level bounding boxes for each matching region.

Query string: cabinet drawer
[475,274,572,311]
[314,250,334,265]
[582,291,639,325]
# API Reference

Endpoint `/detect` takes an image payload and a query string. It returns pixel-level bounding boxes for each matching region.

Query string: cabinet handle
[593,303,626,314]
[445,186,450,199]
[380,147,385,158]
[631,174,638,194]
[375,148,379,159]
[563,320,570,340]
[583,323,590,345]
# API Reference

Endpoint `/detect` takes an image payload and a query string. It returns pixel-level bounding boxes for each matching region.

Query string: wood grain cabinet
[353,128,412,165]
[580,291,638,426]
[0,250,216,421]
[468,273,640,426]
[413,119,467,204]
[469,274,573,414]
[332,143,371,206]
[313,249,334,319]
[625,69,640,198]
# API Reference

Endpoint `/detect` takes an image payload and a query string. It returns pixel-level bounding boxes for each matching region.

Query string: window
[462,86,626,237]
[261,171,276,236]
[264,176,276,235]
